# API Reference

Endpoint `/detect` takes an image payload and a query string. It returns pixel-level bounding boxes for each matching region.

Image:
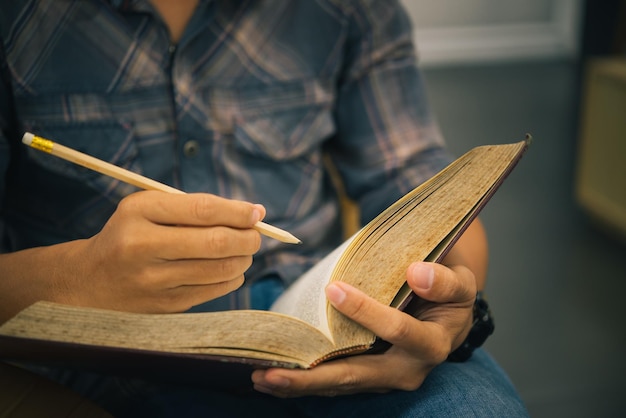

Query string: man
[0,0,528,416]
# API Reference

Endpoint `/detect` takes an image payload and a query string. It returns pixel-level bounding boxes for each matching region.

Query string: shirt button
[183,140,200,157]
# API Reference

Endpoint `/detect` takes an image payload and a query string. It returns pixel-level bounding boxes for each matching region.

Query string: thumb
[406,261,475,304]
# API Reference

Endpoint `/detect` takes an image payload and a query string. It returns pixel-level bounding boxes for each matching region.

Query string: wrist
[447,291,494,362]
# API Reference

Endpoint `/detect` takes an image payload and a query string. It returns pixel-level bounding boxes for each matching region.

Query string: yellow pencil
[22,132,301,245]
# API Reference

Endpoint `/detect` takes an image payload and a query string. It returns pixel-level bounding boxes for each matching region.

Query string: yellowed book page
[327,141,527,347]
[0,301,336,368]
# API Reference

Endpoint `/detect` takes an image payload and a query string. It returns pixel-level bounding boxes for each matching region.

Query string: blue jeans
[35,349,527,417]
[31,278,529,417]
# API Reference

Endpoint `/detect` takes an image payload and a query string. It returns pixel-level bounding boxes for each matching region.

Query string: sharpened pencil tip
[253,221,302,245]
[282,234,302,245]
[286,233,302,245]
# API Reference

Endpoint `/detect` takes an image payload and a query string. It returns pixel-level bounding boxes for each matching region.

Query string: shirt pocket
[22,120,138,191]
[17,94,141,199]
[213,79,337,161]
[9,95,142,242]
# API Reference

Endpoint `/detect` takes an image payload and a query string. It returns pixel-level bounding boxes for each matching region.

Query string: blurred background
[401,1,626,417]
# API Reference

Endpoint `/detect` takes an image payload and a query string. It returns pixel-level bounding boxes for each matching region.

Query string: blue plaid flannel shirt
[0,0,450,309]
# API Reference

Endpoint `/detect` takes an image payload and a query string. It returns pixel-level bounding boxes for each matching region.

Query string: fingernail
[325,283,346,305]
[410,262,434,290]
[251,207,262,224]
[252,204,266,224]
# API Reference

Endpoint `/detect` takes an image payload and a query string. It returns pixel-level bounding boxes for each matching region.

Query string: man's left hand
[251,260,476,397]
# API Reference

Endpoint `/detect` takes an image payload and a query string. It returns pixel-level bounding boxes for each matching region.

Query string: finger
[325,282,436,351]
[156,276,246,312]
[149,255,254,288]
[118,191,266,228]
[406,262,476,304]
[252,359,373,397]
[120,276,246,313]
[252,351,422,397]
[148,225,262,260]
[174,277,246,309]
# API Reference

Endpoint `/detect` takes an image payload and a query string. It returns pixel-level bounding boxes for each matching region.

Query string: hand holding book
[253,254,481,397]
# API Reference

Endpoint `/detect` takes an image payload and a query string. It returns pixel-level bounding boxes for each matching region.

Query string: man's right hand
[0,191,265,321]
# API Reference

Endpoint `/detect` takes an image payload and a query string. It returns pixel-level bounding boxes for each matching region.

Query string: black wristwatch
[447,291,495,362]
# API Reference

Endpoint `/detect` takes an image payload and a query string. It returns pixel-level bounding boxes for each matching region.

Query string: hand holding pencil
[19,132,300,313]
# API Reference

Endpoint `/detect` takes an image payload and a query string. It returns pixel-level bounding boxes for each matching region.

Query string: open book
[0,137,530,385]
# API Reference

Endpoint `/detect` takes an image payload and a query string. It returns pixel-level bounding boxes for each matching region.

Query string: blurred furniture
[576,57,626,239]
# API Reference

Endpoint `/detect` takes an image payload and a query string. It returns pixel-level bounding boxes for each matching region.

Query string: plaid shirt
[0,0,450,307]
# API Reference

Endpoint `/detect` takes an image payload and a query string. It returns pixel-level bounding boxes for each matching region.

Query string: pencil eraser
[22,132,34,146]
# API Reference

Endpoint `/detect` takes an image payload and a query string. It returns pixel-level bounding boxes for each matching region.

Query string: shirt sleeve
[328,0,453,224]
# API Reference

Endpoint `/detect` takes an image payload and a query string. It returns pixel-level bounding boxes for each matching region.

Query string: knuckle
[384,316,413,341]
[335,363,362,393]
[455,266,476,296]
[439,265,460,295]
[205,227,231,252]
[452,265,477,298]
[117,193,141,214]
[433,264,476,303]
[206,229,261,256]
[191,194,217,222]
[214,256,252,278]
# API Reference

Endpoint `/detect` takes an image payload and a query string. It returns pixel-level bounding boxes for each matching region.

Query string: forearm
[0,240,85,323]
[441,218,488,291]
